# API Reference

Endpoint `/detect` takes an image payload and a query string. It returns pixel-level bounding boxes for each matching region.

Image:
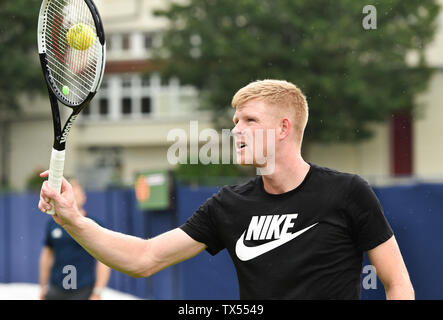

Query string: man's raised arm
[38,172,206,278]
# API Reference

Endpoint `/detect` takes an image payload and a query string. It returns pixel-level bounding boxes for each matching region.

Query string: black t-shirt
[180,164,393,299]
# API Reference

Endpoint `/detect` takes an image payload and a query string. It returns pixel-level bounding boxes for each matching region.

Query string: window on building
[106,36,112,52]
[122,34,130,50]
[122,78,132,88]
[79,74,198,121]
[141,77,151,87]
[145,33,153,49]
[99,79,108,90]
[141,97,151,114]
[161,76,170,86]
[99,98,109,116]
[122,97,132,115]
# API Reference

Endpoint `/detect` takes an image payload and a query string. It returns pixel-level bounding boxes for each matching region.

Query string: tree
[175,158,252,186]
[0,0,44,188]
[154,0,439,144]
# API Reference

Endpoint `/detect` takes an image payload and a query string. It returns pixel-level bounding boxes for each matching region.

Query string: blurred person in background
[38,80,414,300]
[38,179,111,300]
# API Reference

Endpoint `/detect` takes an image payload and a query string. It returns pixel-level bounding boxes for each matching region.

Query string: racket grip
[47,148,66,215]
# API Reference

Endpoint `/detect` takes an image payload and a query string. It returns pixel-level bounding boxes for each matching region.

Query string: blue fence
[0,183,442,299]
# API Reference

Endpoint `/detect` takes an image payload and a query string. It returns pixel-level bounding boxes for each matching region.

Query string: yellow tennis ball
[66,23,96,51]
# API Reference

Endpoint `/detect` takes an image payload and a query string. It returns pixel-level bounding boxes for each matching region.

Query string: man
[38,80,414,299]
[39,179,111,300]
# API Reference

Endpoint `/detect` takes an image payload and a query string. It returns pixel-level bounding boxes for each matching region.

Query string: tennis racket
[37,0,106,215]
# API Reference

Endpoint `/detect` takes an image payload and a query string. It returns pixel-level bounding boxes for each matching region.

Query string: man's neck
[260,153,310,195]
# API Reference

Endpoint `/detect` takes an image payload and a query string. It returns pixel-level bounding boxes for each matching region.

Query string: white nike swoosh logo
[235,223,319,261]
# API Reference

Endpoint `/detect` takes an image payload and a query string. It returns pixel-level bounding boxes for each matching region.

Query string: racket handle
[47,148,66,215]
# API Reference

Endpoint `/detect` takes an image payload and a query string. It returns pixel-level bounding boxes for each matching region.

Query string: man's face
[232,99,278,168]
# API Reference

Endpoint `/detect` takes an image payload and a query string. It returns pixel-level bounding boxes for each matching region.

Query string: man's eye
[247,118,255,122]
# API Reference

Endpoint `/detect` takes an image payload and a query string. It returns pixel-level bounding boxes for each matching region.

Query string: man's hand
[38,170,82,228]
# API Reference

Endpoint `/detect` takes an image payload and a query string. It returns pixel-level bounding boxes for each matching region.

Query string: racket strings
[47,1,100,64]
[46,1,99,86]
[45,9,99,69]
[42,0,101,105]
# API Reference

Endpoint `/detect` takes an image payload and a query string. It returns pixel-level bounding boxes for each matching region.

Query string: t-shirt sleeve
[345,175,394,251]
[179,194,225,256]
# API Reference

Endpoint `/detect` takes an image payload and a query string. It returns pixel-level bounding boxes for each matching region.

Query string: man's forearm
[385,283,415,300]
[63,216,152,278]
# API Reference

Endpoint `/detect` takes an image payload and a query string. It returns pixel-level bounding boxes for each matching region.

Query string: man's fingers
[60,176,72,195]
[38,174,69,215]
[39,171,70,196]
[38,188,53,212]
[39,188,49,203]
[40,187,50,203]
[41,181,61,202]
[40,170,49,178]
[39,171,51,203]
[39,194,50,207]
[38,198,52,213]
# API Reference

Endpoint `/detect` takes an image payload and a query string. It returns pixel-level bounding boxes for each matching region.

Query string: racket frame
[37,0,106,214]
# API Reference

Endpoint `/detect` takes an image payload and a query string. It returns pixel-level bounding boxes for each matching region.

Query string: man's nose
[231,122,243,137]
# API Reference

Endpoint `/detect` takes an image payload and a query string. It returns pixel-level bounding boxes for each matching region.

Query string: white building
[2,0,443,190]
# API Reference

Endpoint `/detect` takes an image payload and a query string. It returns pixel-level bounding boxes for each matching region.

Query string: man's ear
[279,118,291,140]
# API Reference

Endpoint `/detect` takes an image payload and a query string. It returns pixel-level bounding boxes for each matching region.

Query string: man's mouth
[236,142,248,151]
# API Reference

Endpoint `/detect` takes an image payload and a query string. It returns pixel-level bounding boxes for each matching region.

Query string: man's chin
[237,162,256,167]
[235,156,266,168]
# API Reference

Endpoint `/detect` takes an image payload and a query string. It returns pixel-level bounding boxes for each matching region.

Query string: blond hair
[232,79,309,143]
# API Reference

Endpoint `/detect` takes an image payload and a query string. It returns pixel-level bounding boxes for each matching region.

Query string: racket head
[37,0,106,111]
